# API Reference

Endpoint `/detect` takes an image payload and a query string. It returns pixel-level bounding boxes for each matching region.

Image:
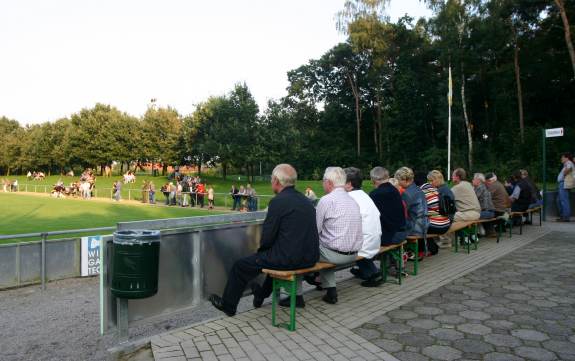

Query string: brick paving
[149,224,568,361]
[354,230,575,361]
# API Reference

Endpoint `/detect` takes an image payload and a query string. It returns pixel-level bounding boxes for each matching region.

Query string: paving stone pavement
[354,230,575,361]
[149,224,566,361]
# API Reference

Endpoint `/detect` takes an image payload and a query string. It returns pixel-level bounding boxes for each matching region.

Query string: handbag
[564,172,575,189]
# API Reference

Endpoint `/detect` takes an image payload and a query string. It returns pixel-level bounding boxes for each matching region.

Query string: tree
[555,0,575,77]
[141,107,182,175]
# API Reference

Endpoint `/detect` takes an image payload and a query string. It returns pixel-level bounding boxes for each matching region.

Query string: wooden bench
[262,241,407,331]
[404,221,473,275]
[509,206,543,236]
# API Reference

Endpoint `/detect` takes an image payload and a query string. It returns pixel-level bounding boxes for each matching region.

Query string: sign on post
[81,235,101,276]
[545,127,564,138]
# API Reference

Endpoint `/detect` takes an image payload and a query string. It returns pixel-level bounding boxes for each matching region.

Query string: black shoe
[322,288,338,304]
[251,283,264,308]
[208,294,236,317]
[279,295,305,308]
[303,274,321,286]
[350,268,361,278]
[361,274,384,288]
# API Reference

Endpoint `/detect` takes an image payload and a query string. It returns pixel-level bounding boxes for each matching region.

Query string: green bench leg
[406,241,418,276]
[271,277,297,331]
[380,253,388,283]
[453,231,459,253]
[379,246,404,285]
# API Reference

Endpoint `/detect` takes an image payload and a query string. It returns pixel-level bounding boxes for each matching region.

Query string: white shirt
[348,189,382,259]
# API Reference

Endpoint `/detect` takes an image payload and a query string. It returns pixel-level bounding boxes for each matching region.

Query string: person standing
[207,185,215,209]
[113,180,122,201]
[149,181,156,204]
[208,164,319,316]
[557,152,574,222]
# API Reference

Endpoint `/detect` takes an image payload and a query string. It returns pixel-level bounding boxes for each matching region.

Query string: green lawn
[3,174,338,209]
[0,192,225,243]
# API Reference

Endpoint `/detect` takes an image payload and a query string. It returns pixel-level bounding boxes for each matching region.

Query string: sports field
[2,174,333,209]
[0,192,225,243]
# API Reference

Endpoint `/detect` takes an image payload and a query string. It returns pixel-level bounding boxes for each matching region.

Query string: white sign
[545,127,564,138]
[81,236,101,276]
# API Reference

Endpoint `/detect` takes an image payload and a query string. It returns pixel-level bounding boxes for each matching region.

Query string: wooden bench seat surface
[262,241,407,280]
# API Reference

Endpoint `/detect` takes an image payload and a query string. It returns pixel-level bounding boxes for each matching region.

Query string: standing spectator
[207,185,215,209]
[149,181,156,204]
[141,180,149,204]
[113,180,122,201]
[196,182,206,208]
[230,184,240,210]
[246,184,257,211]
[181,180,189,207]
[208,164,319,316]
[343,167,382,287]
[451,168,481,221]
[168,182,176,205]
[161,183,170,205]
[557,152,574,222]
[238,185,247,211]
[314,167,363,304]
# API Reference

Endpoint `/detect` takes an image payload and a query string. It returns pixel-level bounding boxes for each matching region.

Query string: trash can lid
[113,230,161,245]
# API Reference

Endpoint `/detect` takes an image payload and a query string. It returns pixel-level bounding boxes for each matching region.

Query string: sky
[0,0,431,125]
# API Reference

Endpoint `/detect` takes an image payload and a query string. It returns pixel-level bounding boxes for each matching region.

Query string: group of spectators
[1,178,18,192]
[229,184,258,212]
[209,161,568,317]
[159,176,215,209]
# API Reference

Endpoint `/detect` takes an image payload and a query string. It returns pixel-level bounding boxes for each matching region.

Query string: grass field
[2,174,339,209]
[0,192,226,243]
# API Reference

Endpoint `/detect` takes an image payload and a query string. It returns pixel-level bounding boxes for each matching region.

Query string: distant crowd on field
[229,184,258,212]
[156,175,216,210]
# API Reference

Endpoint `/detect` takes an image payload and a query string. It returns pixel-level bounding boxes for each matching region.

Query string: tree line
[1,0,574,180]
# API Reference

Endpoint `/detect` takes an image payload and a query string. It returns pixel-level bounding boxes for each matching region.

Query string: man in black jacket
[369,167,407,245]
[209,164,319,316]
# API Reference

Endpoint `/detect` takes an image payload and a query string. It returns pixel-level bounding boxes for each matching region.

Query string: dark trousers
[357,230,407,279]
[221,254,273,313]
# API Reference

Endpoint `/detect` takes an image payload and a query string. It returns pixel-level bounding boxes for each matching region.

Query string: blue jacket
[369,183,406,243]
[402,183,428,236]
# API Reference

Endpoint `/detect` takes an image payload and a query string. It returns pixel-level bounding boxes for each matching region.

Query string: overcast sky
[1,0,431,125]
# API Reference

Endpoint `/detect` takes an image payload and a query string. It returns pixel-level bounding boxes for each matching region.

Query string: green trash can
[111,230,161,299]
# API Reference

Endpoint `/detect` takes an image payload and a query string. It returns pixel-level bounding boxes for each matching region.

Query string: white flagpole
[447,64,453,181]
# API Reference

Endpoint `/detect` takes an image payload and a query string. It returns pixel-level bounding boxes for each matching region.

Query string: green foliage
[1,0,574,181]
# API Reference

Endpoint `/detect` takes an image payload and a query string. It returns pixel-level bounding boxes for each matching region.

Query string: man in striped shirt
[315,167,363,304]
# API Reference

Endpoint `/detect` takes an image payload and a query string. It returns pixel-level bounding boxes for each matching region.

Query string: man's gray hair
[272,164,297,186]
[323,167,347,187]
[370,166,389,182]
[473,173,486,183]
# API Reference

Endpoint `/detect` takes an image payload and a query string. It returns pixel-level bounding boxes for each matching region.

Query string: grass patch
[0,192,225,243]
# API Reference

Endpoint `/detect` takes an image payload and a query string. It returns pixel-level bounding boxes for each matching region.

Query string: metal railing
[0,227,115,290]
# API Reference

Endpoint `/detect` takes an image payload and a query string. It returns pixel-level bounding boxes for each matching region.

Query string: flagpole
[447,64,452,181]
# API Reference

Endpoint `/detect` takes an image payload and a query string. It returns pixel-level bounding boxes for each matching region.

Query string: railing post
[128,189,131,201]
[41,232,47,291]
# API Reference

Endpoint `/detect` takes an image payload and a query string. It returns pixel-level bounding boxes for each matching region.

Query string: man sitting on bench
[343,167,382,287]
[208,164,319,316]
[314,167,363,304]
